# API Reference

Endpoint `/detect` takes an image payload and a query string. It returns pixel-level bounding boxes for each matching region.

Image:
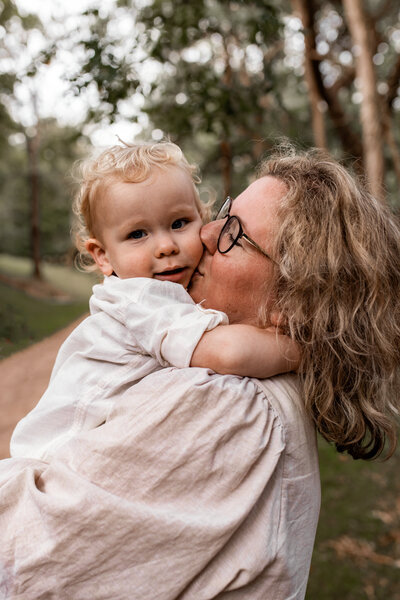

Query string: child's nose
[154,233,179,257]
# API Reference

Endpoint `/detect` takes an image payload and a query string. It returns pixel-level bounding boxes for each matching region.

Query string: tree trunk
[382,110,400,188]
[342,0,385,201]
[27,131,41,280]
[383,54,400,187]
[292,0,327,149]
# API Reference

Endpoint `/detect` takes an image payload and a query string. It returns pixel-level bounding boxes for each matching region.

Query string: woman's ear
[85,238,114,276]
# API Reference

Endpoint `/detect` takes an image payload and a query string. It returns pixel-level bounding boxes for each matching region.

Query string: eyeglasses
[215,196,276,262]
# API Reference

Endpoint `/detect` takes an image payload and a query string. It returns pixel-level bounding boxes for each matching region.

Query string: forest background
[1,0,400,276]
[1,1,400,599]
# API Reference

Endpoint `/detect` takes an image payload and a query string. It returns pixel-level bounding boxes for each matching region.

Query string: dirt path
[0,316,86,459]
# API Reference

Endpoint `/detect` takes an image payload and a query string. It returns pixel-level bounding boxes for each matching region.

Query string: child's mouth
[154,267,187,283]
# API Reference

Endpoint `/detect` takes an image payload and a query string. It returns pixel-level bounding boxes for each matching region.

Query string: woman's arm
[190,324,299,377]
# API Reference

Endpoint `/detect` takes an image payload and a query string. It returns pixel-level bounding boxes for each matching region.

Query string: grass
[0,254,98,300]
[306,438,400,600]
[0,254,98,359]
[0,282,89,358]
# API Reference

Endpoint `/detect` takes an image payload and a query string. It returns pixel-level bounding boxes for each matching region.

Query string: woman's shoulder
[255,374,319,479]
[254,373,304,426]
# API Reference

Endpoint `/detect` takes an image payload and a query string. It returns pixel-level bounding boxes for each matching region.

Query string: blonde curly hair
[72,141,211,270]
[258,146,400,460]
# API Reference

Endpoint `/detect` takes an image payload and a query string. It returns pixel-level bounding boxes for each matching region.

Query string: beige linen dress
[0,369,320,599]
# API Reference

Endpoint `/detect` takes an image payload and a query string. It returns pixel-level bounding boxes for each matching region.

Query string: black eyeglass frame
[215,196,276,263]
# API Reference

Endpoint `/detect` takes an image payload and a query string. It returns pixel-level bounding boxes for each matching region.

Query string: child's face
[86,167,203,289]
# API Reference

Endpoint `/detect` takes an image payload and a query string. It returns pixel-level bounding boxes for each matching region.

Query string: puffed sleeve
[92,276,229,367]
[0,368,285,599]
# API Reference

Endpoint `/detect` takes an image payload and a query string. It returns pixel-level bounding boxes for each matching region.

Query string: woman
[0,147,399,599]
[191,146,400,461]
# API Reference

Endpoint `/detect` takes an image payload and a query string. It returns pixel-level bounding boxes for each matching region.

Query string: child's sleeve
[131,280,228,368]
[93,277,228,368]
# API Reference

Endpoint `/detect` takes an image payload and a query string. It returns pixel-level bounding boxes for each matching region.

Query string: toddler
[10,141,297,461]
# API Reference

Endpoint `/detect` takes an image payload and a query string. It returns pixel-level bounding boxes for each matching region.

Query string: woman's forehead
[232,176,285,238]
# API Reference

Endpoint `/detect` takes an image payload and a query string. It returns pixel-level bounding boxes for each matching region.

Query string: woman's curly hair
[259,146,400,460]
[72,141,211,271]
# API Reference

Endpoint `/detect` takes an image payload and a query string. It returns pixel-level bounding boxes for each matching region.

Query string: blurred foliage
[136,0,288,195]
[63,0,400,203]
[67,0,307,197]
[0,0,42,132]
[68,7,140,122]
[0,0,400,264]
[0,121,88,259]
[0,1,89,263]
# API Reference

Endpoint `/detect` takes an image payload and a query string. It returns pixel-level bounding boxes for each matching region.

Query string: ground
[0,271,73,301]
[0,318,83,458]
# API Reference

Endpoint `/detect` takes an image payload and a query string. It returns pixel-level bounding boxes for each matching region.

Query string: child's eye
[171,219,188,230]
[128,229,146,239]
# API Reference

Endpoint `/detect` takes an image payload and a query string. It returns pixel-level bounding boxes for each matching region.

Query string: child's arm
[190,324,299,378]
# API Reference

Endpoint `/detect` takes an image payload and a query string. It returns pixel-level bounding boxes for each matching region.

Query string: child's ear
[85,238,114,276]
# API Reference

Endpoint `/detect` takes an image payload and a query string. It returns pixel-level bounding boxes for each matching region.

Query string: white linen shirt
[0,369,320,599]
[10,276,227,461]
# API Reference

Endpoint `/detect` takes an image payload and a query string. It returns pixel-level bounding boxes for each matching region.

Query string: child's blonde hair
[72,141,211,271]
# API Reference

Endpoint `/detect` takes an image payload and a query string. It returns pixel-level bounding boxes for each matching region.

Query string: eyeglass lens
[217,216,241,254]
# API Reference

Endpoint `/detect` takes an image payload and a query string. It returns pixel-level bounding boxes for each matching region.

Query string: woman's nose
[154,233,179,257]
[200,220,223,255]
